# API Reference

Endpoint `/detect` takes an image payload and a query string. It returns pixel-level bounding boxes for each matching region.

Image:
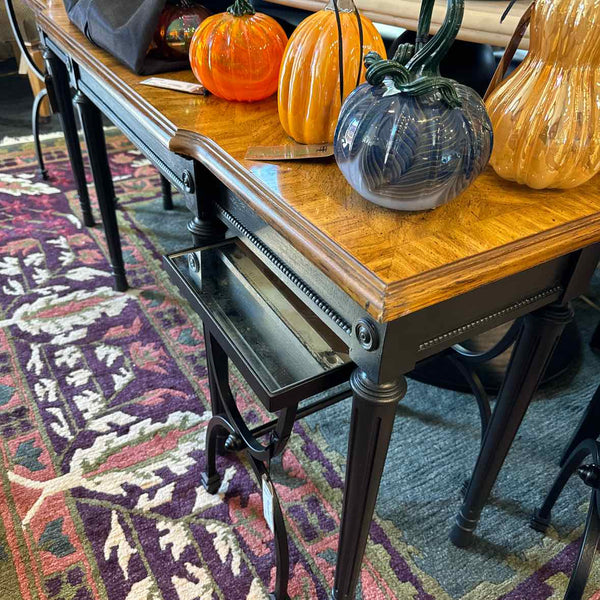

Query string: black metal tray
[164,239,353,411]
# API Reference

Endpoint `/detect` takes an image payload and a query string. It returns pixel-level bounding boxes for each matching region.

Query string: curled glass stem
[365,51,462,108]
[407,0,465,76]
[227,0,255,16]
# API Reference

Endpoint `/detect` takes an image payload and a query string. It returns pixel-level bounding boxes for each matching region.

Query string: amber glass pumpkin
[154,0,210,60]
[278,0,386,145]
[485,0,600,189]
[189,0,288,102]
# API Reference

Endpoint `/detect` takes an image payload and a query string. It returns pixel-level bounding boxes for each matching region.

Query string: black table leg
[43,49,95,227]
[160,174,174,210]
[73,91,128,292]
[450,301,574,547]
[332,369,407,600]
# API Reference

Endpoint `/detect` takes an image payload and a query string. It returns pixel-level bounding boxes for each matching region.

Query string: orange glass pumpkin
[485,0,600,189]
[154,0,211,60]
[189,0,288,102]
[278,0,386,145]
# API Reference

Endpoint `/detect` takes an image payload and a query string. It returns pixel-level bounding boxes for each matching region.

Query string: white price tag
[262,475,275,533]
[140,77,208,95]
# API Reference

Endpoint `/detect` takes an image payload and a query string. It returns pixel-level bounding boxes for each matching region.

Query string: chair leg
[32,88,49,180]
[531,440,600,600]
[160,174,174,210]
[563,490,600,600]
[532,439,600,531]
[447,353,491,445]
[560,384,600,467]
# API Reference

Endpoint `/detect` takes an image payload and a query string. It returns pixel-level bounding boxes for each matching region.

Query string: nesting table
[28,2,600,598]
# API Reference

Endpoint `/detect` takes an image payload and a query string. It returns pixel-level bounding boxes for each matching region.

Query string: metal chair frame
[531,386,600,600]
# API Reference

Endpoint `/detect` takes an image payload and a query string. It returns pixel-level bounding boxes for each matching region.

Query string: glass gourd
[277,0,386,145]
[189,0,288,102]
[154,0,211,60]
[333,0,493,211]
[486,0,600,189]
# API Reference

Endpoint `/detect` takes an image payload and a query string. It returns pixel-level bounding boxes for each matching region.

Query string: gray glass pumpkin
[333,0,493,211]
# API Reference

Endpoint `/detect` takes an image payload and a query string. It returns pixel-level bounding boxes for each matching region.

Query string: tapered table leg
[332,369,406,600]
[73,91,128,292]
[43,49,95,227]
[450,301,574,547]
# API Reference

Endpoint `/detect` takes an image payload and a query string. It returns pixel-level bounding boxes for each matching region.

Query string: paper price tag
[140,77,208,95]
[246,143,334,161]
[262,475,275,533]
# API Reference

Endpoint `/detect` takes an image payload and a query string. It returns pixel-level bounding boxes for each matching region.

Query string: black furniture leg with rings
[451,301,574,547]
[43,49,95,227]
[531,437,600,600]
[74,91,128,291]
[332,370,407,600]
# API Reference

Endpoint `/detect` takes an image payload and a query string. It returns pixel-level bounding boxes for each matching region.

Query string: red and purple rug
[1,131,599,599]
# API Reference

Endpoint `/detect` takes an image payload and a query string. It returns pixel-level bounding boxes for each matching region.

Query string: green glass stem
[407,0,465,76]
[416,0,435,50]
[227,0,255,16]
[364,50,462,109]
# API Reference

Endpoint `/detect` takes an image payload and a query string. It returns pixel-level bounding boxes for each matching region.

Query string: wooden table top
[35,2,600,323]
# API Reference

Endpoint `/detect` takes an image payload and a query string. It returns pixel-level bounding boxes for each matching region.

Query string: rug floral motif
[0,132,599,600]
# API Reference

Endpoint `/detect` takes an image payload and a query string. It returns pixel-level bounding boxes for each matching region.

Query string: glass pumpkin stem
[324,0,357,12]
[416,0,435,50]
[365,51,411,87]
[227,0,255,16]
[407,0,465,76]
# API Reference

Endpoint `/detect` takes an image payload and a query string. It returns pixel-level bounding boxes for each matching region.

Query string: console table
[30,2,600,598]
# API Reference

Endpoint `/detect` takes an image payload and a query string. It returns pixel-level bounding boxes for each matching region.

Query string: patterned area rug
[1,131,600,600]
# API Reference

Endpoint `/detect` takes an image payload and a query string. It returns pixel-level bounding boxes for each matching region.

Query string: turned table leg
[44,49,95,227]
[332,369,407,600]
[450,301,574,547]
[74,91,128,292]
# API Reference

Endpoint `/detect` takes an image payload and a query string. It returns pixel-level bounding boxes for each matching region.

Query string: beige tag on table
[140,77,208,95]
[246,143,334,161]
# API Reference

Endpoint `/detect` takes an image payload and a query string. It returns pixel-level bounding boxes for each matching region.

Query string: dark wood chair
[5,0,52,180]
[531,384,600,600]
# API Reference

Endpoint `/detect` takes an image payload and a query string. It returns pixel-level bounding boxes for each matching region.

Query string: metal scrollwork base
[450,319,523,443]
[531,438,600,600]
[201,331,347,599]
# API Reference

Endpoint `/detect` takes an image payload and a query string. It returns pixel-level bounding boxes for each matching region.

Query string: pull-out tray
[164,239,353,412]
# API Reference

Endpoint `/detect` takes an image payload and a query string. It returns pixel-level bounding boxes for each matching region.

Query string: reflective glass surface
[334,82,493,211]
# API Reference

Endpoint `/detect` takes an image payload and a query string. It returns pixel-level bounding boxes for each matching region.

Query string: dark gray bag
[61,0,310,74]
[62,0,188,74]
